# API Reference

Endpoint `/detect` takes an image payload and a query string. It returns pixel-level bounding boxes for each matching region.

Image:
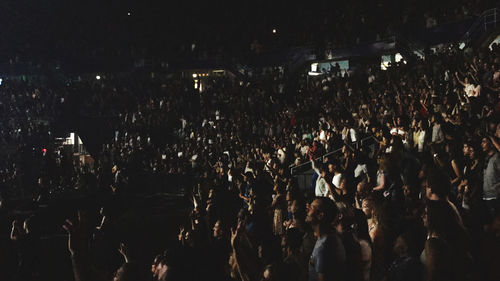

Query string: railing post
[485,13,488,31]
[495,8,497,29]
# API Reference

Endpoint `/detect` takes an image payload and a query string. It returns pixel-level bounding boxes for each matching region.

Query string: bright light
[459,42,466,50]
[395,53,403,63]
[380,61,390,70]
[96,75,101,80]
[0,78,2,85]
[311,63,318,72]
[308,71,322,76]
[127,12,131,16]
[192,73,197,78]
[272,29,277,34]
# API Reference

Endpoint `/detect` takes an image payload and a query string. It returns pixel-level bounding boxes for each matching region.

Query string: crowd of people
[6,43,499,281]
[0,8,500,281]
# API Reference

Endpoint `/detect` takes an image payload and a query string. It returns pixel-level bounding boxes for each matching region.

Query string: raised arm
[311,157,321,175]
[231,221,261,281]
[450,159,463,185]
[63,211,107,281]
[373,172,386,191]
[455,72,466,87]
[10,220,20,241]
[489,135,500,152]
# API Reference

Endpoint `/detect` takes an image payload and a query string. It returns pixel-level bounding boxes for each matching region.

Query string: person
[283,228,308,281]
[210,220,231,280]
[387,233,423,281]
[424,169,463,226]
[329,159,344,195]
[455,72,480,98]
[306,197,346,281]
[231,219,289,281]
[362,198,388,281]
[421,201,472,281]
[430,115,444,145]
[373,155,392,195]
[271,182,287,236]
[353,207,372,281]
[312,159,332,198]
[63,211,151,281]
[412,119,428,153]
[481,137,500,222]
[10,217,39,280]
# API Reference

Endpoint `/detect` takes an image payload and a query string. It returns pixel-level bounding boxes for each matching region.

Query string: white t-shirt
[464,84,477,97]
[277,148,286,164]
[315,177,329,197]
[354,164,368,178]
[319,130,327,141]
[300,145,309,156]
[349,128,358,142]
[417,130,426,152]
[332,173,343,189]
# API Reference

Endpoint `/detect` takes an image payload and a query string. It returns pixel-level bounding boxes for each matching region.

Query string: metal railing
[461,8,499,46]
[290,135,375,175]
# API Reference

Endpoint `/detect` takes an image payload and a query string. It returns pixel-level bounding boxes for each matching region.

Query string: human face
[463,144,469,157]
[213,221,223,238]
[393,236,408,257]
[320,170,327,178]
[422,207,428,228]
[306,199,321,224]
[151,257,160,277]
[328,164,334,173]
[339,178,347,191]
[469,147,476,159]
[403,185,410,198]
[424,180,433,200]
[481,138,491,152]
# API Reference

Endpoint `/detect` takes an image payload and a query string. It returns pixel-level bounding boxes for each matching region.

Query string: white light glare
[272,29,277,34]
[395,53,403,63]
[308,71,322,76]
[96,75,101,80]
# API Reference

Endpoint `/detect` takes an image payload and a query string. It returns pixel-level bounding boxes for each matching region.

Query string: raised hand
[178,226,185,242]
[62,210,89,256]
[118,242,130,263]
[231,219,245,248]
